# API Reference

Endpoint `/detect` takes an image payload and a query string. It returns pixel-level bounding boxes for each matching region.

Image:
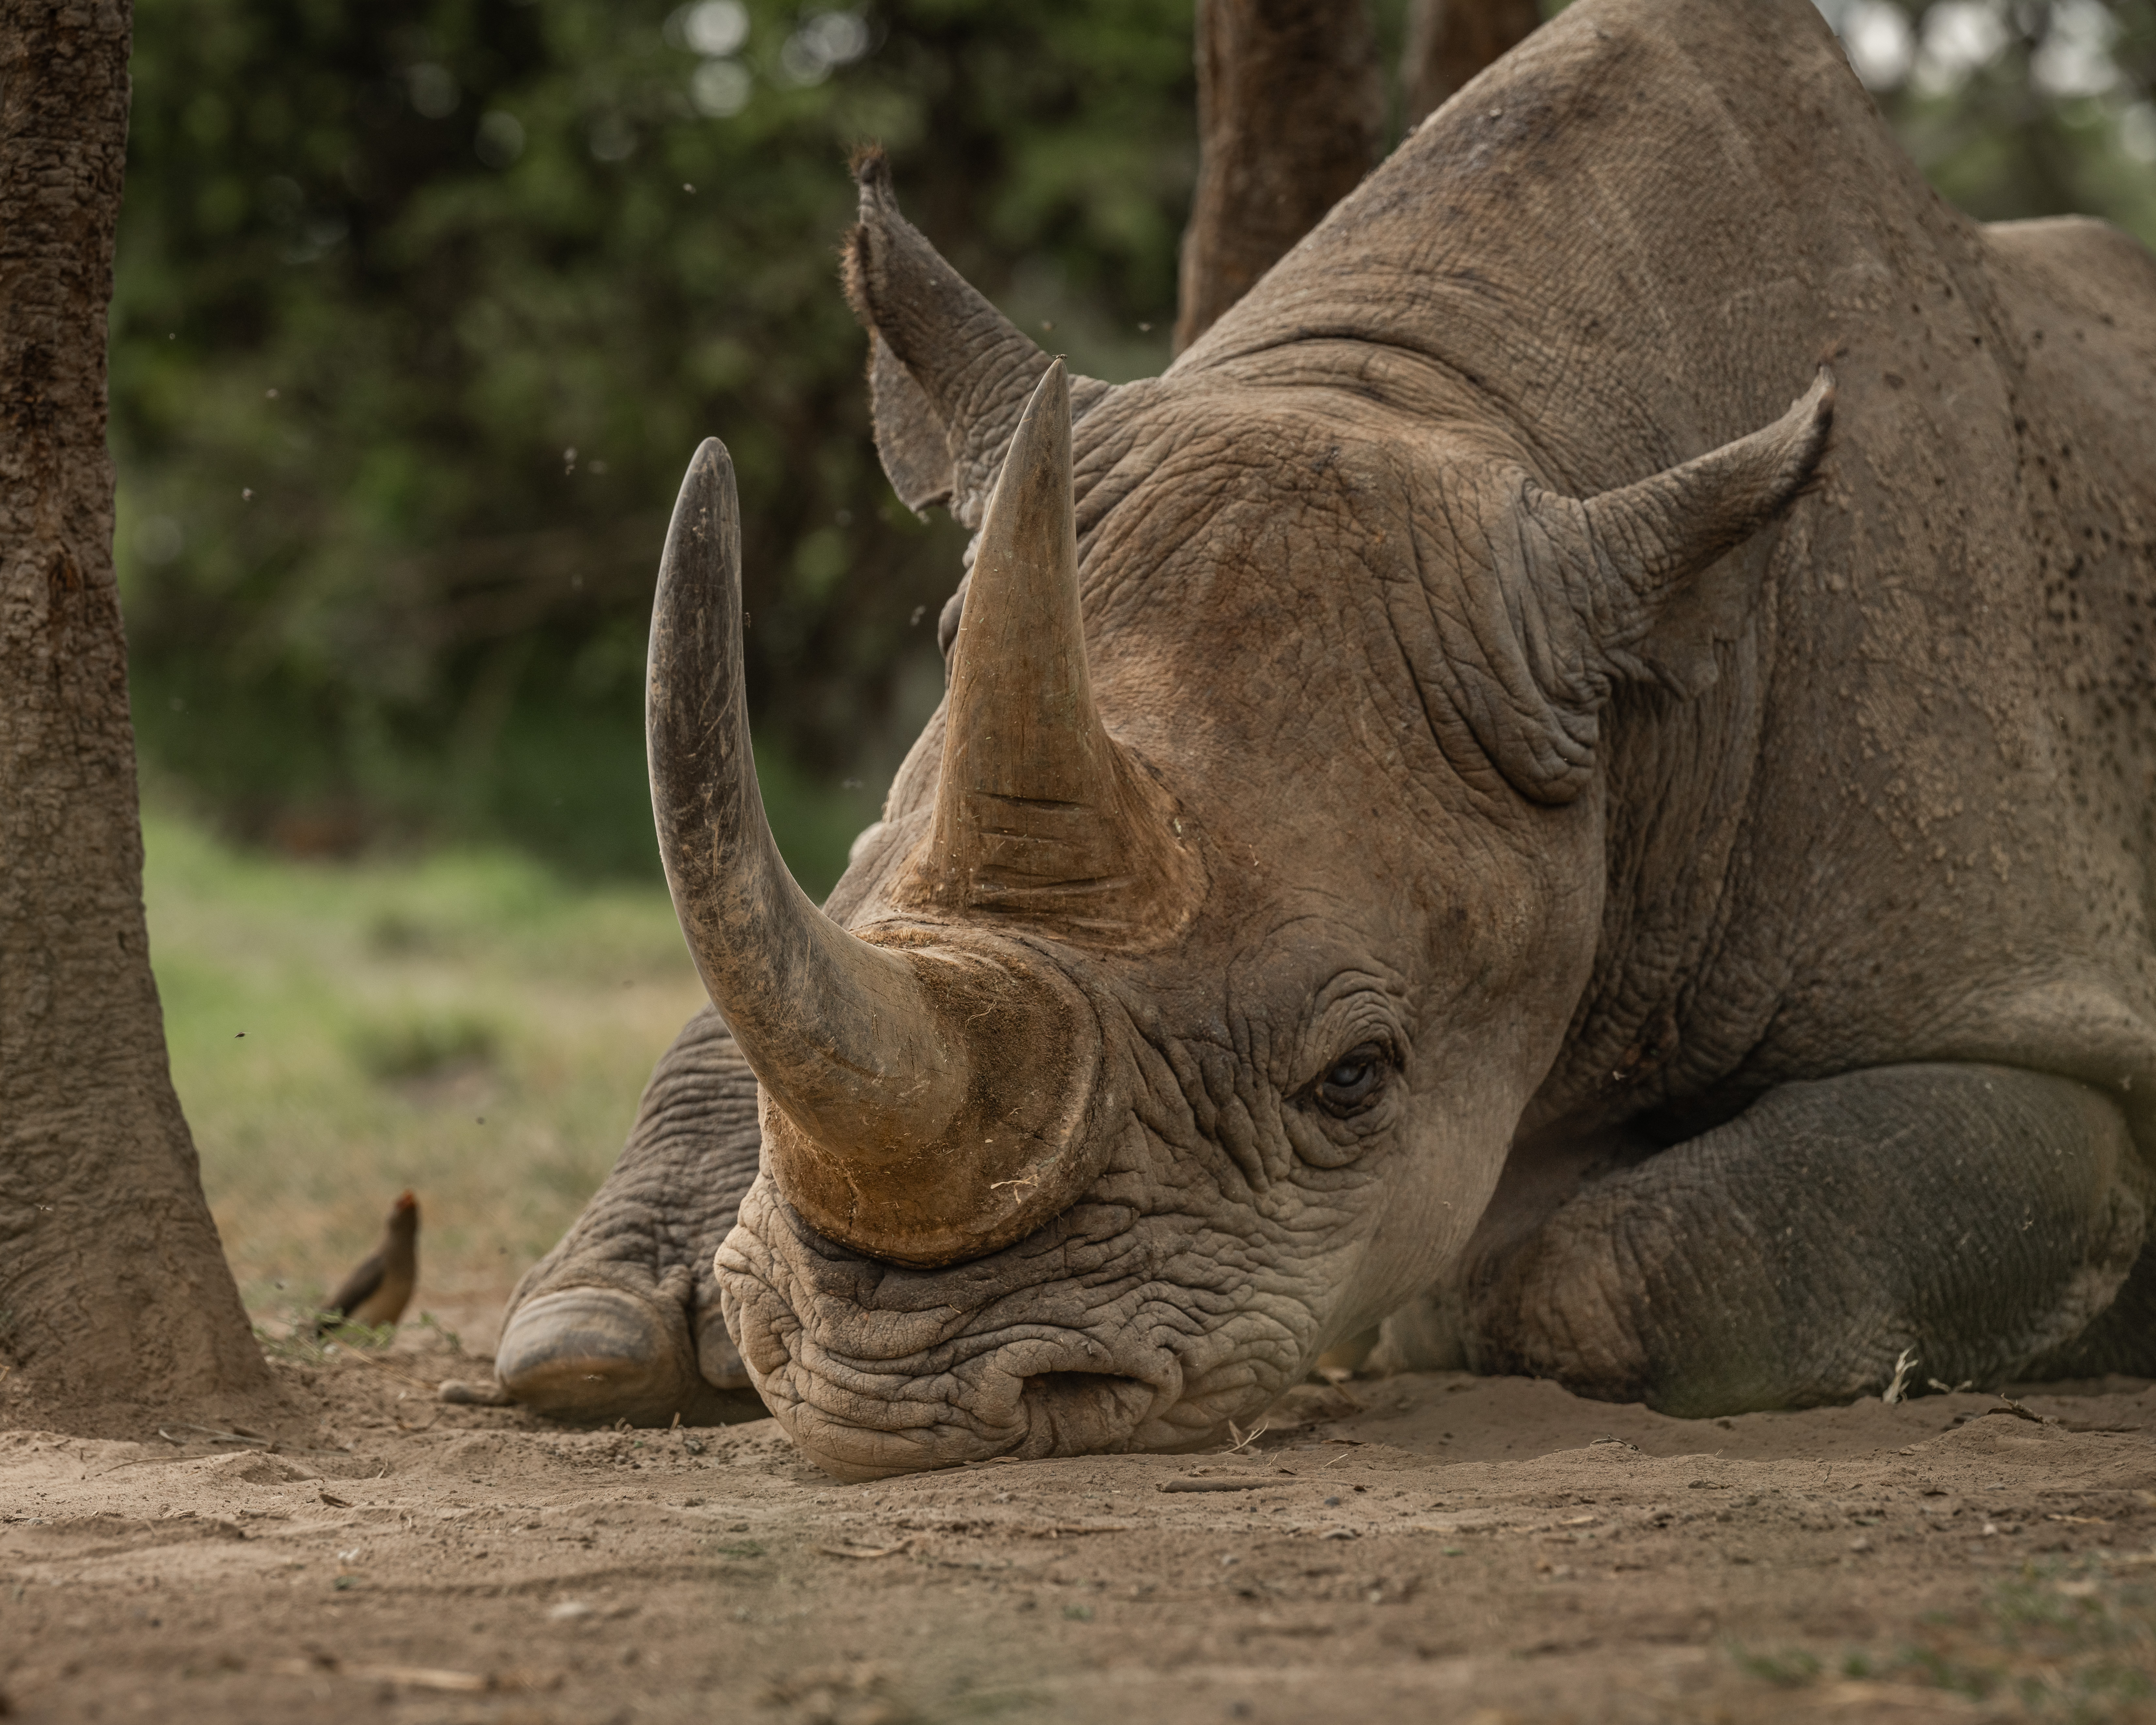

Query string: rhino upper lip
[774,1335,1177,1478]
[721,1187,1203,1475]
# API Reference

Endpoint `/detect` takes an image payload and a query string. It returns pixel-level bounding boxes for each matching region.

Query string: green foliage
[322,1318,402,1349]
[255,1313,398,1358]
[1820,1,2156,246]
[413,1310,465,1352]
[115,0,1200,878]
[1732,1564,2156,1721]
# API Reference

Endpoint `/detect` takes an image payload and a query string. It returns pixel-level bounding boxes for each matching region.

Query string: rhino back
[1173,0,1959,487]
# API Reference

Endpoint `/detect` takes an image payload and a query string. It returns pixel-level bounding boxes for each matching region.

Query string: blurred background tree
[1820,0,2155,229]
[112,0,2156,889]
[115,0,1212,884]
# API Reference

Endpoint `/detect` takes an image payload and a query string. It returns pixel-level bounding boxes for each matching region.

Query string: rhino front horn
[646,436,1110,1267]
[908,362,1199,940]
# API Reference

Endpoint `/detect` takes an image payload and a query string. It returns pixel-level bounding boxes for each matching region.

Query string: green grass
[142,804,715,1335]
[1728,1563,2156,1720]
[1726,1644,1822,1689]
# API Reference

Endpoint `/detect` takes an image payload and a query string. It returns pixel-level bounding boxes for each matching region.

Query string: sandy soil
[4,1330,2153,1724]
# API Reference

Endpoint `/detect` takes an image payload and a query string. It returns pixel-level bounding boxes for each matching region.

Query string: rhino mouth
[716,1172,1278,1480]
[781,1343,1171,1480]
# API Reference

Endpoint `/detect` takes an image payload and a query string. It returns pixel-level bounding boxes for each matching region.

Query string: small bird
[315,1190,419,1335]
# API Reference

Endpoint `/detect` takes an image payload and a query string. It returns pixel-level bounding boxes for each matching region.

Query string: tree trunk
[1402,0,1544,130]
[0,0,274,1433]
[1172,0,1384,355]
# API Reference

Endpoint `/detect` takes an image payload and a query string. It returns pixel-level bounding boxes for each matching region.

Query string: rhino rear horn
[905,362,1201,941]
[844,150,1113,527]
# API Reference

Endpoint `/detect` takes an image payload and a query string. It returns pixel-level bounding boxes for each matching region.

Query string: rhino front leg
[495,1007,765,1426]
[1466,1063,2153,1416]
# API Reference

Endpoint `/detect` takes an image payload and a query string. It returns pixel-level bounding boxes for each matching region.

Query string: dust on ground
[4,1325,2153,1724]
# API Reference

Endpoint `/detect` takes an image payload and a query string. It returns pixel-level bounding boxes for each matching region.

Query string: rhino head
[667,91,1833,1478]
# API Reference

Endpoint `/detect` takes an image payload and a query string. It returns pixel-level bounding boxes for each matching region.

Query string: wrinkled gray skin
[499,0,2156,1472]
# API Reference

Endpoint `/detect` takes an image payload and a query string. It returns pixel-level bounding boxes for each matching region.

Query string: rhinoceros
[492,0,2156,1477]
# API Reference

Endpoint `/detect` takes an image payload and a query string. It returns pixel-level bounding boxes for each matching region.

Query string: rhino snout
[717,1176,1199,1479]
[757,1325,1174,1482]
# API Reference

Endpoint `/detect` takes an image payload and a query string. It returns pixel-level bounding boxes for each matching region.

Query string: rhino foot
[497,1277,757,1427]
[494,1007,767,1428]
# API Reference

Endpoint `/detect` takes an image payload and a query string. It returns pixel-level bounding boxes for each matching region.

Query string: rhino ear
[1454,370,1834,804]
[1559,368,1834,692]
[843,149,1113,528]
[865,329,954,516]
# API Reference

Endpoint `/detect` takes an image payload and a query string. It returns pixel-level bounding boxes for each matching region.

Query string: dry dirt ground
[4,1332,2154,1725]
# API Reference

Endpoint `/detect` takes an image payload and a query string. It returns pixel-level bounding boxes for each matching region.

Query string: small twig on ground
[1222,1418,1268,1455]
[142,1422,353,1461]
[159,1424,273,1449]
[1881,1347,1920,1405]
[437,1379,512,1406]
[268,1657,516,1694]
[97,1453,212,1476]
[1013,1525,1125,1538]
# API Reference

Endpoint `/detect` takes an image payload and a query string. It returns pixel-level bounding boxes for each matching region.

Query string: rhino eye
[1314,1043,1388,1117]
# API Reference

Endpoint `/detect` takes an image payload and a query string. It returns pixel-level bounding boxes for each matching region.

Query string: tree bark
[1402,0,1544,130]
[1172,0,1385,355]
[0,0,274,1432]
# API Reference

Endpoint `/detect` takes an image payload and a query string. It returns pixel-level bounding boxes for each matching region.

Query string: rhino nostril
[1025,1369,1130,1393]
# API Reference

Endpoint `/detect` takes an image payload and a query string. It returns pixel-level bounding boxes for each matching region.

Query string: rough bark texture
[0,0,274,1434]
[1171,0,1384,355]
[1403,0,1544,129]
